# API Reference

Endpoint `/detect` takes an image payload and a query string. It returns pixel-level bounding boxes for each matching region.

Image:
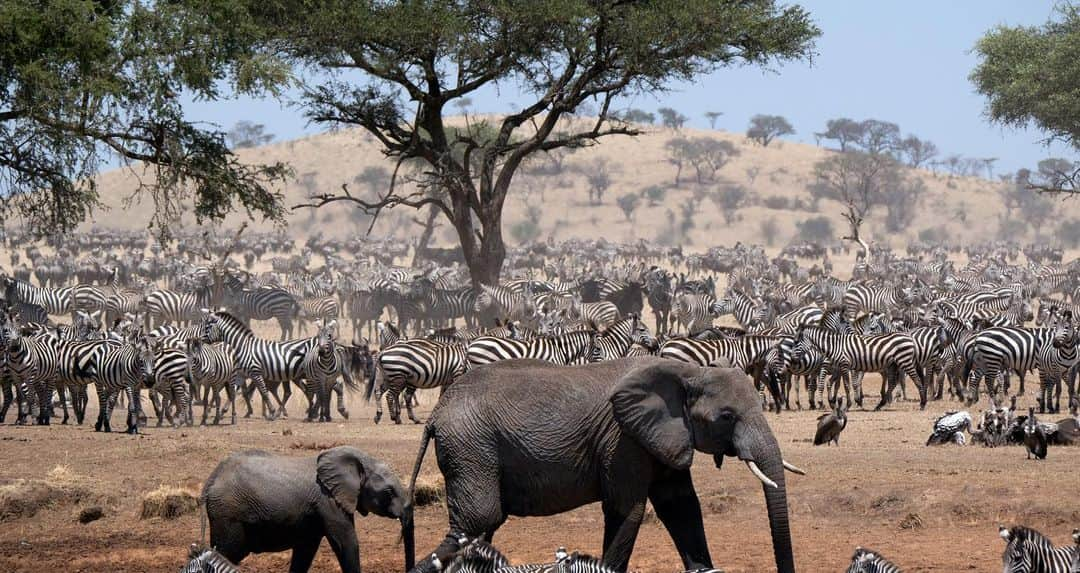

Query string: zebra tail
[364,357,379,403]
[407,423,434,507]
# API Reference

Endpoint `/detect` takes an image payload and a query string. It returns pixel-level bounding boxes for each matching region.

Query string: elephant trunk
[738,422,795,573]
[401,503,415,570]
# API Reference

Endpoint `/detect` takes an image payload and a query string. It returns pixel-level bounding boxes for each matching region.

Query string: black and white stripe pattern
[467,330,597,368]
[370,338,467,424]
[962,326,1071,407]
[185,338,243,425]
[845,546,902,573]
[222,274,302,341]
[92,332,154,433]
[1000,525,1077,573]
[842,283,912,320]
[182,545,241,573]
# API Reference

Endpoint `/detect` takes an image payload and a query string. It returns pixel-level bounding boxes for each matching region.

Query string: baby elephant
[201,446,414,573]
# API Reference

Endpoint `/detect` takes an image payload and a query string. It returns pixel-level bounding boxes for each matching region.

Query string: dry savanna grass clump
[412,476,445,507]
[140,485,199,520]
[0,465,91,522]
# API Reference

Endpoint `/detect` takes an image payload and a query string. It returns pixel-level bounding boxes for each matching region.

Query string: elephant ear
[609,360,702,470]
[316,446,367,514]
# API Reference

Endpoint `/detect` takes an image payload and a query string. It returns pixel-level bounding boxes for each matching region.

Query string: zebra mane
[211,311,252,334]
[1002,525,1055,548]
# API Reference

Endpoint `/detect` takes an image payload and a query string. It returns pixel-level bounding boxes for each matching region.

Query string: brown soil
[1,379,1077,573]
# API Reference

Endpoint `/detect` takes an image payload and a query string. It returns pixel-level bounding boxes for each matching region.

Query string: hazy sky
[182,1,1071,174]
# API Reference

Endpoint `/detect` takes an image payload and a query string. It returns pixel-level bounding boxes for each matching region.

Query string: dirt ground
[1,370,1077,573]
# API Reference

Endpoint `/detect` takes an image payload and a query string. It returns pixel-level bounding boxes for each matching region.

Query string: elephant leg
[209,520,249,566]
[289,535,322,573]
[647,470,712,570]
[324,518,361,573]
[600,497,646,572]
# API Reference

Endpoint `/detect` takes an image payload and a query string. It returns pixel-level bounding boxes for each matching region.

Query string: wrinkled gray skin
[409,357,796,573]
[202,446,414,573]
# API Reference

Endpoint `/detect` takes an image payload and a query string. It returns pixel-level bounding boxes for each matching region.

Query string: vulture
[814,399,848,446]
[1023,407,1049,460]
[926,410,972,446]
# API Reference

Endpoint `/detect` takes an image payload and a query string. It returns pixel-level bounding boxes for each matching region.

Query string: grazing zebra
[222,274,302,341]
[999,525,1078,573]
[846,546,902,573]
[185,338,243,426]
[466,330,598,368]
[200,311,316,419]
[962,326,1074,407]
[842,283,913,321]
[796,326,927,410]
[370,338,467,424]
[92,330,155,433]
[182,544,241,573]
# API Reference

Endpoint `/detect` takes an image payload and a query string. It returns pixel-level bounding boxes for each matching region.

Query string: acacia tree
[746,114,794,147]
[0,0,289,237]
[658,107,689,130]
[187,0,818,285]
[973,4,1080,195]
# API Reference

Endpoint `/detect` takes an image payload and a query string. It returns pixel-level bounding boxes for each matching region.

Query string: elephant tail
[407,422,434,506]
[198,494,208,548]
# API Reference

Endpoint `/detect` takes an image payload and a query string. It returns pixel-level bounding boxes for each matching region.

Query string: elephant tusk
[746,460,778,489]
[782,460,806,475]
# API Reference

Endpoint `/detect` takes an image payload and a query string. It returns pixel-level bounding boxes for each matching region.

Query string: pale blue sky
[182,1,1071,174]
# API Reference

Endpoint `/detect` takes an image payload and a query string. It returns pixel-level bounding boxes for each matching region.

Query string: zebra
[142,285,214,329]
[999,525,1078,573]
[643,266,673,335]
[3,276,73,317]
[593,315,655,360]
[466,330,598,368]
[845,546,902,573]
[297,295,340,335]
[147,346,192,427]
[755,305,822,334]
[962,326,1074,407]
[181,544,241,573]
[670,292,717,335]
[222,274,302,341]
[410,278,478,329]
[796,326,927,410]
[298,320,358,422]
[92,330,155,433]
[185,338,243,426]
[200,311,316,419]
[369,337,467,424]
[660,334,786,411]
[842,283,913,321]
[713,289,768,329]
[474,284,536,327]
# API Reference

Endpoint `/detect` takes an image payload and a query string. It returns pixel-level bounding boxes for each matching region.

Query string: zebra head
[128,330,155,386]
[200,312,225,344]
[627,314,656,350]
[316,319,338,356]
[845,546,899,573]
[1000,525,1061,573]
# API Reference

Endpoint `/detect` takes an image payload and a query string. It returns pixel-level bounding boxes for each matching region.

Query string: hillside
[89,117,1015,249]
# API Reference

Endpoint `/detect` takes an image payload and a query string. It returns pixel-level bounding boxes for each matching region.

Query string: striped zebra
[185,338,243,425]
[999,525,1078,573]
[298,320,358,422]
[796,326,927,410]
[3,277,72,316]
[670,292,717,335]
[410,278,478,329]
[962,326,1074,407]
[142,285,214,328]
[660,334,785,411]
[846,546,901,573]
[92,331,155,433]
[147,346,191,428]
[713,289,768,329]
[200,311,315,419]
[473,284,536,326]
[593,315,655,360]
[767,336,831,410]
[466,330,598,368]
[370,338,467,424]
[842,283,913,321]
[222,274,301,341]
[297,295,340,335]
[755,305,822,334]
[182,544,241,573]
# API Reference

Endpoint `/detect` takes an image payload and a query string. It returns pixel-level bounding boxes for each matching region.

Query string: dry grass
[412,476,445,507]
[139,485,199,520]
[0,465,91,522]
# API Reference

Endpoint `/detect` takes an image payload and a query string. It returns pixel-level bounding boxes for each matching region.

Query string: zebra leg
[278,380,292,418]
[227,383,238,426]
[320,378,333,422]
[405,387,422,424]
[334,379,348,420]
[150,390,164,427]
[372,380,386,424]
[36,378,53,426]
[240,380,256,418]
[94,385,110,432]
[201,383,212,425]
[387,387,403,425]
[0,378,11,423]
[125,386,141,434]
[251,375,278,420]
[56,384,70,425]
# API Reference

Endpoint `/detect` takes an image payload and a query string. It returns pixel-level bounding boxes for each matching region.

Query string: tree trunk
[448,199,505,288]
[413,206,440,262]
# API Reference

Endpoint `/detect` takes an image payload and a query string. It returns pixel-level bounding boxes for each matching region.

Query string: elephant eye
[718,410,736,422]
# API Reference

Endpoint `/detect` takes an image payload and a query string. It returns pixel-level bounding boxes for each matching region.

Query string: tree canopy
[0,0,289,237]
[176,0,819,285]
[972,4,1080,194]
[746,114,794,147]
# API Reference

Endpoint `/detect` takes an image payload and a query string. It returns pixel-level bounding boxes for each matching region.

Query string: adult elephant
[202,446,414,573]
[408,357,802,573]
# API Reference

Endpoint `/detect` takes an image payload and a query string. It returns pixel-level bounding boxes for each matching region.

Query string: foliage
[643,185,668,206]
[972,4,1080,193]
[917,225,949,244]
[353,166,391,197]
[198,0,823,284]
[1058,218,1080,248]
[810,148,924,236]
[510,205,543,244]
[896,136,938,168]
[760,216,780,246]
[666,136,739,184]
[619,109,656,125]
[658,107,689,130]
[0,0,290,238]
[712,185,747,224]
[746,114,794,147]
[227,121,275,149]
[795,215,834,243]
[580,159,612,205]
[617,192,641,221]
[704,111,723,130]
